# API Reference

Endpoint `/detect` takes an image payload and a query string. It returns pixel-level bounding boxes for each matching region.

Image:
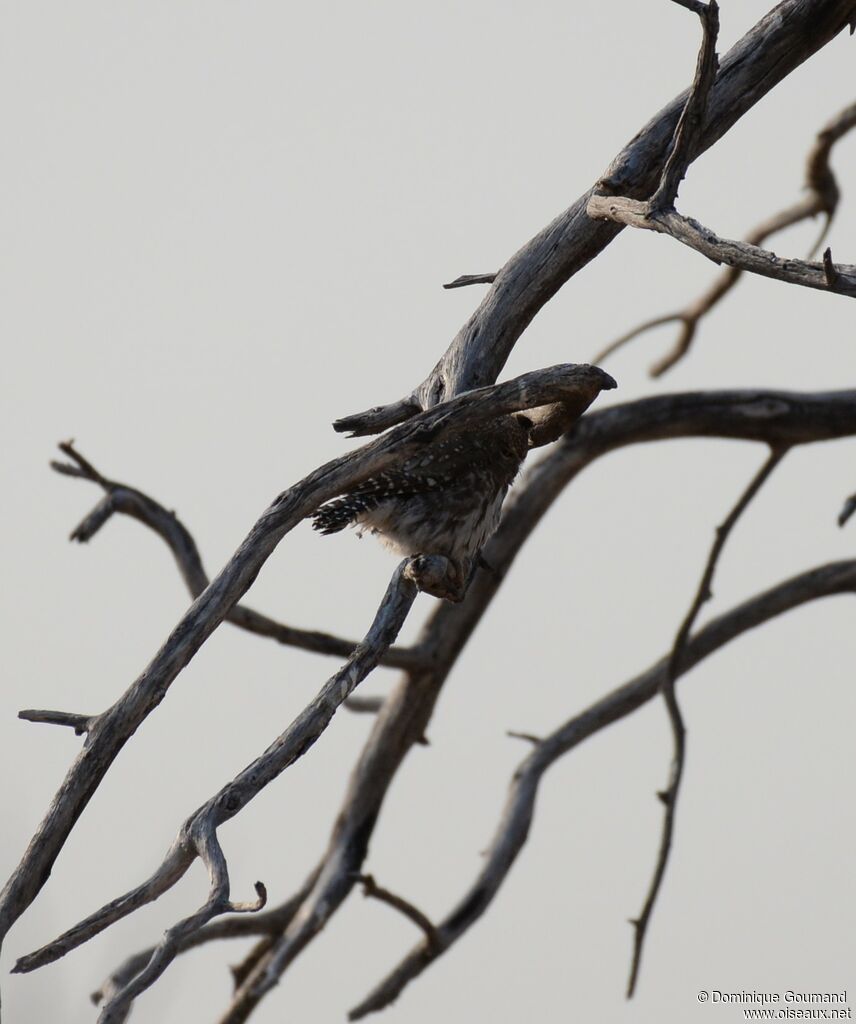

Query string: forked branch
[593,100,856,374]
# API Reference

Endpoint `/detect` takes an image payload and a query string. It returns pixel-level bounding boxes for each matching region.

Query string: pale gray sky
[2,3,855,1022]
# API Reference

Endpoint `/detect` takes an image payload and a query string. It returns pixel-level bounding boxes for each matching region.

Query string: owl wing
[311,423,522,535]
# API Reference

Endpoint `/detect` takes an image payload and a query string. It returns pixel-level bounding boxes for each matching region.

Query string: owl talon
[406,554,467,602]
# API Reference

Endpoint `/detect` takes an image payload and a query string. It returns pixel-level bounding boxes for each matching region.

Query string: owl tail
[311,492,378,535]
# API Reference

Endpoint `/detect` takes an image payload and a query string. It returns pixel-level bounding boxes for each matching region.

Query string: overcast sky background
[2,3,855,1022]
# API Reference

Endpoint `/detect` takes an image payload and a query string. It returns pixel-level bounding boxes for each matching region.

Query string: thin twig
[506,730,542,745]
[650,1,719,211]
[18,709,95,736]
[356,874,439,951]
[343,696,386,714]
[626,444,787,997]
[91,868,321,1010]
[442,273,497,290]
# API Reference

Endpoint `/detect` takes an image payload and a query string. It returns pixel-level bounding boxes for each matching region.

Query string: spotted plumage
[312,414,530,569]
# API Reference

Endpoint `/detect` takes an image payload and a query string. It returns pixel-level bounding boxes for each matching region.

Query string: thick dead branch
[587,196,856,297]
[0,364,613,953]
[627,444,787,997]
[349,559,856,1018]
[337,0,856,434]
[593,100,856,375]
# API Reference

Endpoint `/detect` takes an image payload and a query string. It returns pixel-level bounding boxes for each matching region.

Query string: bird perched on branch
[312,414,531,579]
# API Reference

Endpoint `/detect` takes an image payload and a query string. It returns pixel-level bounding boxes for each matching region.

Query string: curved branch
[587,196,856,296]
[96,831,266,1024]
[356,874,439,950]
[91,868,320,1013]
[350,559,856,1018]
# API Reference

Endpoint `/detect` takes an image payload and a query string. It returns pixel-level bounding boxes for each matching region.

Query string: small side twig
[17,709,95,736]
[626,443,787,997]
[95,829,266,1024]
[506,730,542,745]
[333,395,422,437]
[442,273,497,290]
[823,246,840,288]
[356,874,439,951]
[343,696,386,714]
[838,491,856,527]
[650,1,720,211]
[91,868,321,1010]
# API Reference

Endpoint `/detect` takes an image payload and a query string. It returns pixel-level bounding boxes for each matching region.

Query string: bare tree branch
[349,558,856,1019]
[593,99,856,374]
[442,273,497,290]
[650,1,720,212]
[587,195,856,296]
[356,874,439,950]
[91,868,321,1012]
[627,444,787,997]
[839,490,856,527]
